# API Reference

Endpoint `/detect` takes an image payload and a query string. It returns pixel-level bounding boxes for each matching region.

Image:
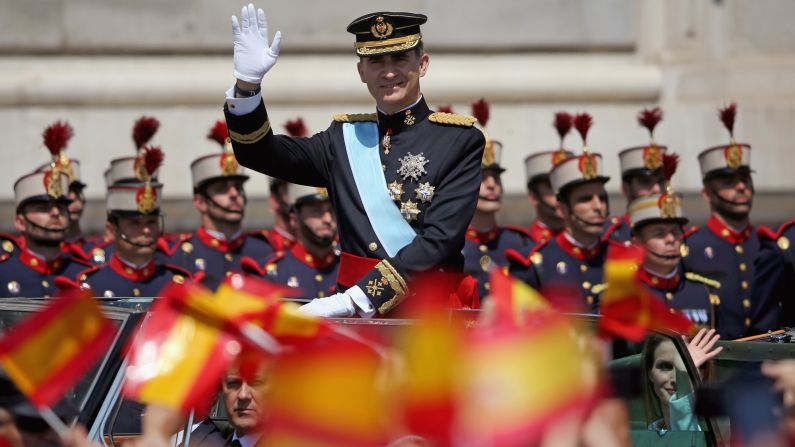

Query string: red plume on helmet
[437,105,454,114]
[637,107,663,140]
[471,98,490,128]
[142,146,164,178]
[207,120,229,147]
[43,121,74,157]
[284,118,308,137]
[719,102,737,139]
[554,112,572,142]
[573,113,593,147]
[662,153,679,183]
[133,116,160,150]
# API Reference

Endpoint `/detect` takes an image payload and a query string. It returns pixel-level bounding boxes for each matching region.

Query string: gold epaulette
[685,271,721,289]
[428,112,477,127]
[333,113,377,123]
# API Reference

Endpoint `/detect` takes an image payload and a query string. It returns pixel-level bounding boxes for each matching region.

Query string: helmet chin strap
[118,232,157,248]
[206,194,246,215]
[299,221,335,250]
[572,213,605,229]
[23,215,69,234]
[646,248,681,261]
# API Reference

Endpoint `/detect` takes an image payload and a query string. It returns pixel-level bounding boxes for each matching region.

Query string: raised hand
[231,3,282,84]
[684,328,723,369]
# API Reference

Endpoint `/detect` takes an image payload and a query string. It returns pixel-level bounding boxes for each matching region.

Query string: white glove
[231,3,282,84]
[298,292,356,318]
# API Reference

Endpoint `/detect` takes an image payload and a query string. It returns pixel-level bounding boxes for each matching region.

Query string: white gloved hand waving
[231,3,282,84]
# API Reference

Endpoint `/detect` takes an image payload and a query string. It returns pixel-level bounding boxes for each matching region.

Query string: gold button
[210,239,220,247]
[479,245,488,252]
[721,229,730,237]
[651,277,659,285]
[744,317,751,327]
[368,242,378,252]
[741,281,749,289]
[133,288,140,297]
[181,242,194,253]
[735,245,744,254]
[739,263,747,272]
[484,282,491,291]
[225,253,233,262]
[79,274,87,281]
[665,292,673,301]
[318,291,325,297]
[315,274,323,282]
[41,280,49,288]
[743,299,751,309]
[226,271,233,277]
[573,247,581,255]
[779,236,791,250]
[582,281,592,290]
[173,275,185,284]
[531,252,543,265]
[125,267,134,275]
[586,296,594,305]
[305,255,313,263]
[580,265,587,273]
[30,258,38,267]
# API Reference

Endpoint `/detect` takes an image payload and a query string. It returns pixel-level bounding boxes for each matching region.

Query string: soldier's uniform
[225,13,484,316]
[463,126,534,298]
[524,149,573,243]
[627,189,719,330]
[156,125,273,290]
[609,111,668,245]
[510,148,612,313]
[750,219,795,332]
[0,172,89,298]
[682,135,756,339]
[76,170,192,298]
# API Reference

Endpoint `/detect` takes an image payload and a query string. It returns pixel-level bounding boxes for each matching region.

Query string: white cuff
[225,85,262,116]
[346,285,377,319]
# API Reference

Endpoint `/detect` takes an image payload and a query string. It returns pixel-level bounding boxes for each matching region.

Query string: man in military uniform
[609,107,668,244]
[224,6,484,317]
[682,103,757,339]
[157,120,273,290]
[523,112,574,243]
[509,113,611,313]
[628,154,719,329]
[244,185,339,299]
[750,219,795,332]
[463,101,534,299]
[74,149,193,297]
[0,169,89,298]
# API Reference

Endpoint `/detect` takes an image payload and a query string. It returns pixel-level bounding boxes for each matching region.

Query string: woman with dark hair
[641,328,722,432]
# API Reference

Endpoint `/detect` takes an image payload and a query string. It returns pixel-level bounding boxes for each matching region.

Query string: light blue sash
[342,122,416,257]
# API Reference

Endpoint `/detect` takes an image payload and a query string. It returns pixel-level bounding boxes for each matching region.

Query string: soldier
[74,147,193,297]
[509,113,612,313]
[32,121,97,264]
[628,154,719,330]
[463,99,534,299]
[682,103,757,339]
[0,168,89,298]
[244,185,339,298]
[524,112,574,243]
[266,178,294,251]
[750,219,795,332]
[157,120,273,290]
[224,6,484,317]
[610,107,668,244]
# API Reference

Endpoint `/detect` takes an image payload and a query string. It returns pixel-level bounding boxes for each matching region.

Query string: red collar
[529,220,555,243]
[109,254,156,281]
[19,249,65,275]
[465,226,500,244]
[638,268,680,290]
[555,232,602,261]
[706,215,753,245]
[197,226,246,253]
[290,242,336,269]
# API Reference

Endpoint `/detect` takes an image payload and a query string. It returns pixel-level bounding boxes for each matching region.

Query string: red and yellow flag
[123,283,239,415]
[487,269,552,327]
[0,289,115,407]
[261,339,390,447]
[598,244,693,341]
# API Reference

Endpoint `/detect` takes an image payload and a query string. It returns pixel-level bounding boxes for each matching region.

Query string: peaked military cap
[347,12,427,56]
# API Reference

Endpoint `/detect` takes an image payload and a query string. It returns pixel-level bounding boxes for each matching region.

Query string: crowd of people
[1,2,795,445]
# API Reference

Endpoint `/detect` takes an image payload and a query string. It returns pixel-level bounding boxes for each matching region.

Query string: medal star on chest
[397,152,429,182]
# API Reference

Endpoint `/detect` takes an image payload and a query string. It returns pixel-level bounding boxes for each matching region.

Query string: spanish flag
[456,274,599,445]
[0,289,115,407]
[123,283,239,415]
[487,269,552,327]
[261,339,390,446]
[598,244,693,341]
